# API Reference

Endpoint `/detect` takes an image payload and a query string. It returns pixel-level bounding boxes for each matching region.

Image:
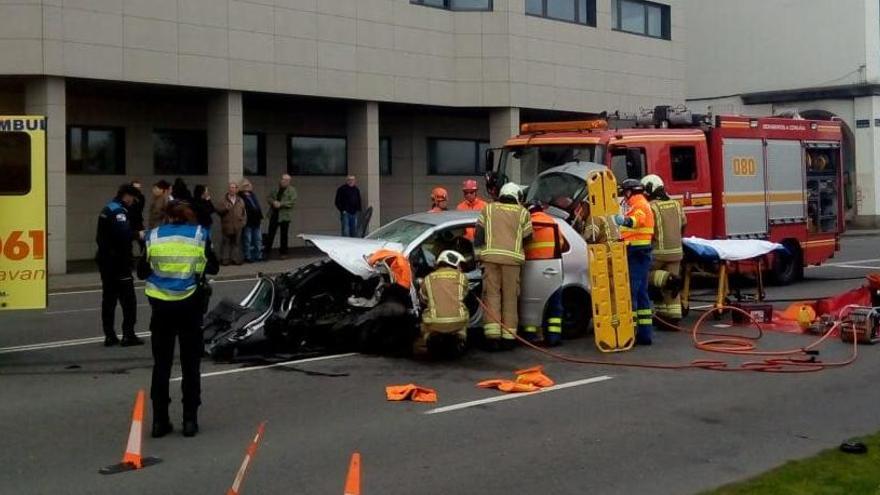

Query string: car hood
[299,234,405,279]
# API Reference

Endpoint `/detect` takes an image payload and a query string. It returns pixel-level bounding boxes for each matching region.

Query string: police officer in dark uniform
[96,184,144,347]
[138,201,219,438]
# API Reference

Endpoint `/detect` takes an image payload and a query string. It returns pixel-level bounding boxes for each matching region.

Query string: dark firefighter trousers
[627,245,654,345]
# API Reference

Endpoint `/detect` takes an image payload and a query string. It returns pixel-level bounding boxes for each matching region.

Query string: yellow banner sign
[0,116,47,310]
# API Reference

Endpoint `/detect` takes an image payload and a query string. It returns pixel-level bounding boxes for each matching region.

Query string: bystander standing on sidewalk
[335,175,362,237]
[266,174,297,259]
[148,180,171,229]
[192,184,216,229]
[239,179,264,263]
[129,179,146,254]
[216,182,246,265]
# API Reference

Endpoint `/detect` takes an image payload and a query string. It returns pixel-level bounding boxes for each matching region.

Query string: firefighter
[138,201,219,438]
[614,179,655,345]
[415,250,470,359]
[456,179,488,212]
[522,204,566,346]
[428,187,449,212]
[641,174,686,328]
[96,184,144,347]
[475,182,532,350]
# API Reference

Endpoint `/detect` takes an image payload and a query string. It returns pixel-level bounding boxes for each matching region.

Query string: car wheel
[561,288,592,339]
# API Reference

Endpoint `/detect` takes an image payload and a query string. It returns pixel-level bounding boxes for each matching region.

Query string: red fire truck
[490,109,844,284]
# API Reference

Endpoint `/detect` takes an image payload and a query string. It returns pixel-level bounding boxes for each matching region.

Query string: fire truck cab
[491,110,844,284]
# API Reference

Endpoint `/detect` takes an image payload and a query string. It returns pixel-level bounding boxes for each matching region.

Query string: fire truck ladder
[585,170,635,352]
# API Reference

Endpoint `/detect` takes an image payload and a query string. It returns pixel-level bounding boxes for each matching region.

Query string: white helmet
[437,250,465,269]
[640,174,664,196]
[499,182,522,202]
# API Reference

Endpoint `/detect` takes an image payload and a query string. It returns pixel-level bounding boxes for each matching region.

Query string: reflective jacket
[650,198,686,262]
[525,211,563,260]
[145,224,208,301]
[420,266,469,328]
[620,194,654,248]
[457,197,488,240]
[477,202,532,265]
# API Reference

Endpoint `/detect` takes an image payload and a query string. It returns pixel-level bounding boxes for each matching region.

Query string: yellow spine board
[586,171,635,352]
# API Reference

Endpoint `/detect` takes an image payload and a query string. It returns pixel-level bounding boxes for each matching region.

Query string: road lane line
[808,258,880,269]
[424,375,614,415]
[174,352,359,381]
[49,277,263,296]
[45,304,149,315]
[0,331,151,354]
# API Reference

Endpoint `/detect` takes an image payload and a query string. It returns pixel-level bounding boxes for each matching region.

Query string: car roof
[403,210,480,225]
[538,161,606,180]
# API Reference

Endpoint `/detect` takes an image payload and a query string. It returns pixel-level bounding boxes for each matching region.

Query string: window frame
[152,128,208,176]
[410,0,493,11]
[287,135,349,176]
[427,137,490,176]
[380,136,392,176]
[669,145,698,182]
[66,125,126,175]
[243,132,267,176]
[525,0,597,27]
[611,0,671,40]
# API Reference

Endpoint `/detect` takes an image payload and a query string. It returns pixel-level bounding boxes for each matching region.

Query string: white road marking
[49,276,260,296]
[423,375,614,415]
[818,264,880,270]
[174,352,359,381]
[808,258,880,269]
[0,331,151,354]
[45,304,149,315]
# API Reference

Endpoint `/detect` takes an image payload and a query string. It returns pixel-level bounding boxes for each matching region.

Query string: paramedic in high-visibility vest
[614,179,655,345]
[522,203,567,346]
[475,182,532,350]
[641,174,686,328]
[415,250,470,359]
[138,201,218,438]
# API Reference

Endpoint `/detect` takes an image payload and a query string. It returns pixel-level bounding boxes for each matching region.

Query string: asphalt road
[2,236,880,494]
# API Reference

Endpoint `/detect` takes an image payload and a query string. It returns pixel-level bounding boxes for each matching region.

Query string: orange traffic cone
[99,389,162,474]
[227,421,267,495]
[344,452,361,495]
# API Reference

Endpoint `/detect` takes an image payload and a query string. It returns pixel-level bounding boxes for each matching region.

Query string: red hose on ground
[475,297,860,373]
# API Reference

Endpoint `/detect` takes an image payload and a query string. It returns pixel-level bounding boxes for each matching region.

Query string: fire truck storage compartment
[721,138,768,237]
[805,143,840,233]
[766,140,806,224]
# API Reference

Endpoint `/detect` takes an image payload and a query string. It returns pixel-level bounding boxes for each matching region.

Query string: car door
[519,220,563,328]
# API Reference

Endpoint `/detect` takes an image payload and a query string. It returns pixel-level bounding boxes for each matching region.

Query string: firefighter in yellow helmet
[641,174,686,328]
[429,187,449,212]
[415,250,470,359]
[475,182,532,350]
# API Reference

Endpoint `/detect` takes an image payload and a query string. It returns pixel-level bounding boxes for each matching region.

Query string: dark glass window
[428,138,489,175]
[380,137,392,176]
[288,136,347,175]
[243,133,266,176]
[609,147,646,181]
[410,0,492,11]
[612,0,671,39]
[153,129,207,175]
[0,132,31,195]
[67,126,125,175]
[526,0,596,26]
[670,146,697,181]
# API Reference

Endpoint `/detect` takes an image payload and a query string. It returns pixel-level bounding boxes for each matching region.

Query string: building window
[612,0,670,39]
[410,0,492,11]
[153,129,207,175]
[526,0,596,26]
[288,136,347,176]
[428,138,489,175]
[380,137,392,176]
[67,126,125,175]
[243,133,266,176]
[0,132,31,195]
[670,146,697,181]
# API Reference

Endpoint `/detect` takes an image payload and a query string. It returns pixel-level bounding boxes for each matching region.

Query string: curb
[841,230,880,238]
[49,270,287,295]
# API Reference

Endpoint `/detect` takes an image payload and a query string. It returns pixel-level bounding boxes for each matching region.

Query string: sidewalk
[49,247,322,293]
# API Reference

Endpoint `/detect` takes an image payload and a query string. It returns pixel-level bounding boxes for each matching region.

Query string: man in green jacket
[266,174,297,259]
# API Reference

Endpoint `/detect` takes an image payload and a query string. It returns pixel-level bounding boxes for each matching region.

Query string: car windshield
[366,219,433,246]
[525,172,587,210]
[500,144,600,185]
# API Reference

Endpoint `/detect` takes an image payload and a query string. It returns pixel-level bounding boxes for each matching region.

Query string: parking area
[2,236,880,494]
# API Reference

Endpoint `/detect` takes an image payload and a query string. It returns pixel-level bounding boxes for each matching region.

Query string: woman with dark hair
[172,177,192,202]
[192,184,216,229]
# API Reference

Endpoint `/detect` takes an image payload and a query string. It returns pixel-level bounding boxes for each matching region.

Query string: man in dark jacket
[129,180,146,253]
[239,179,264,262]
[335,175,362,237]
[96,184,144,347]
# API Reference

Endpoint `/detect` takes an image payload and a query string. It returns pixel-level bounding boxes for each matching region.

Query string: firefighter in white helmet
[640,174,686,327]
[475,182,532,350]
[415,250,470,359]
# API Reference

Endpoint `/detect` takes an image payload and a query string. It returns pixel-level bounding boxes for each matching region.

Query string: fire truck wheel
[769,240,803,286]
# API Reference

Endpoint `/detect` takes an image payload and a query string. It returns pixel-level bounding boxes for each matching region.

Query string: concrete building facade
[0,0,684,273]
[686,0,878,227]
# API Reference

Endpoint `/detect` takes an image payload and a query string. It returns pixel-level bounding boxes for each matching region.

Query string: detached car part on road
[204,163,603,360]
